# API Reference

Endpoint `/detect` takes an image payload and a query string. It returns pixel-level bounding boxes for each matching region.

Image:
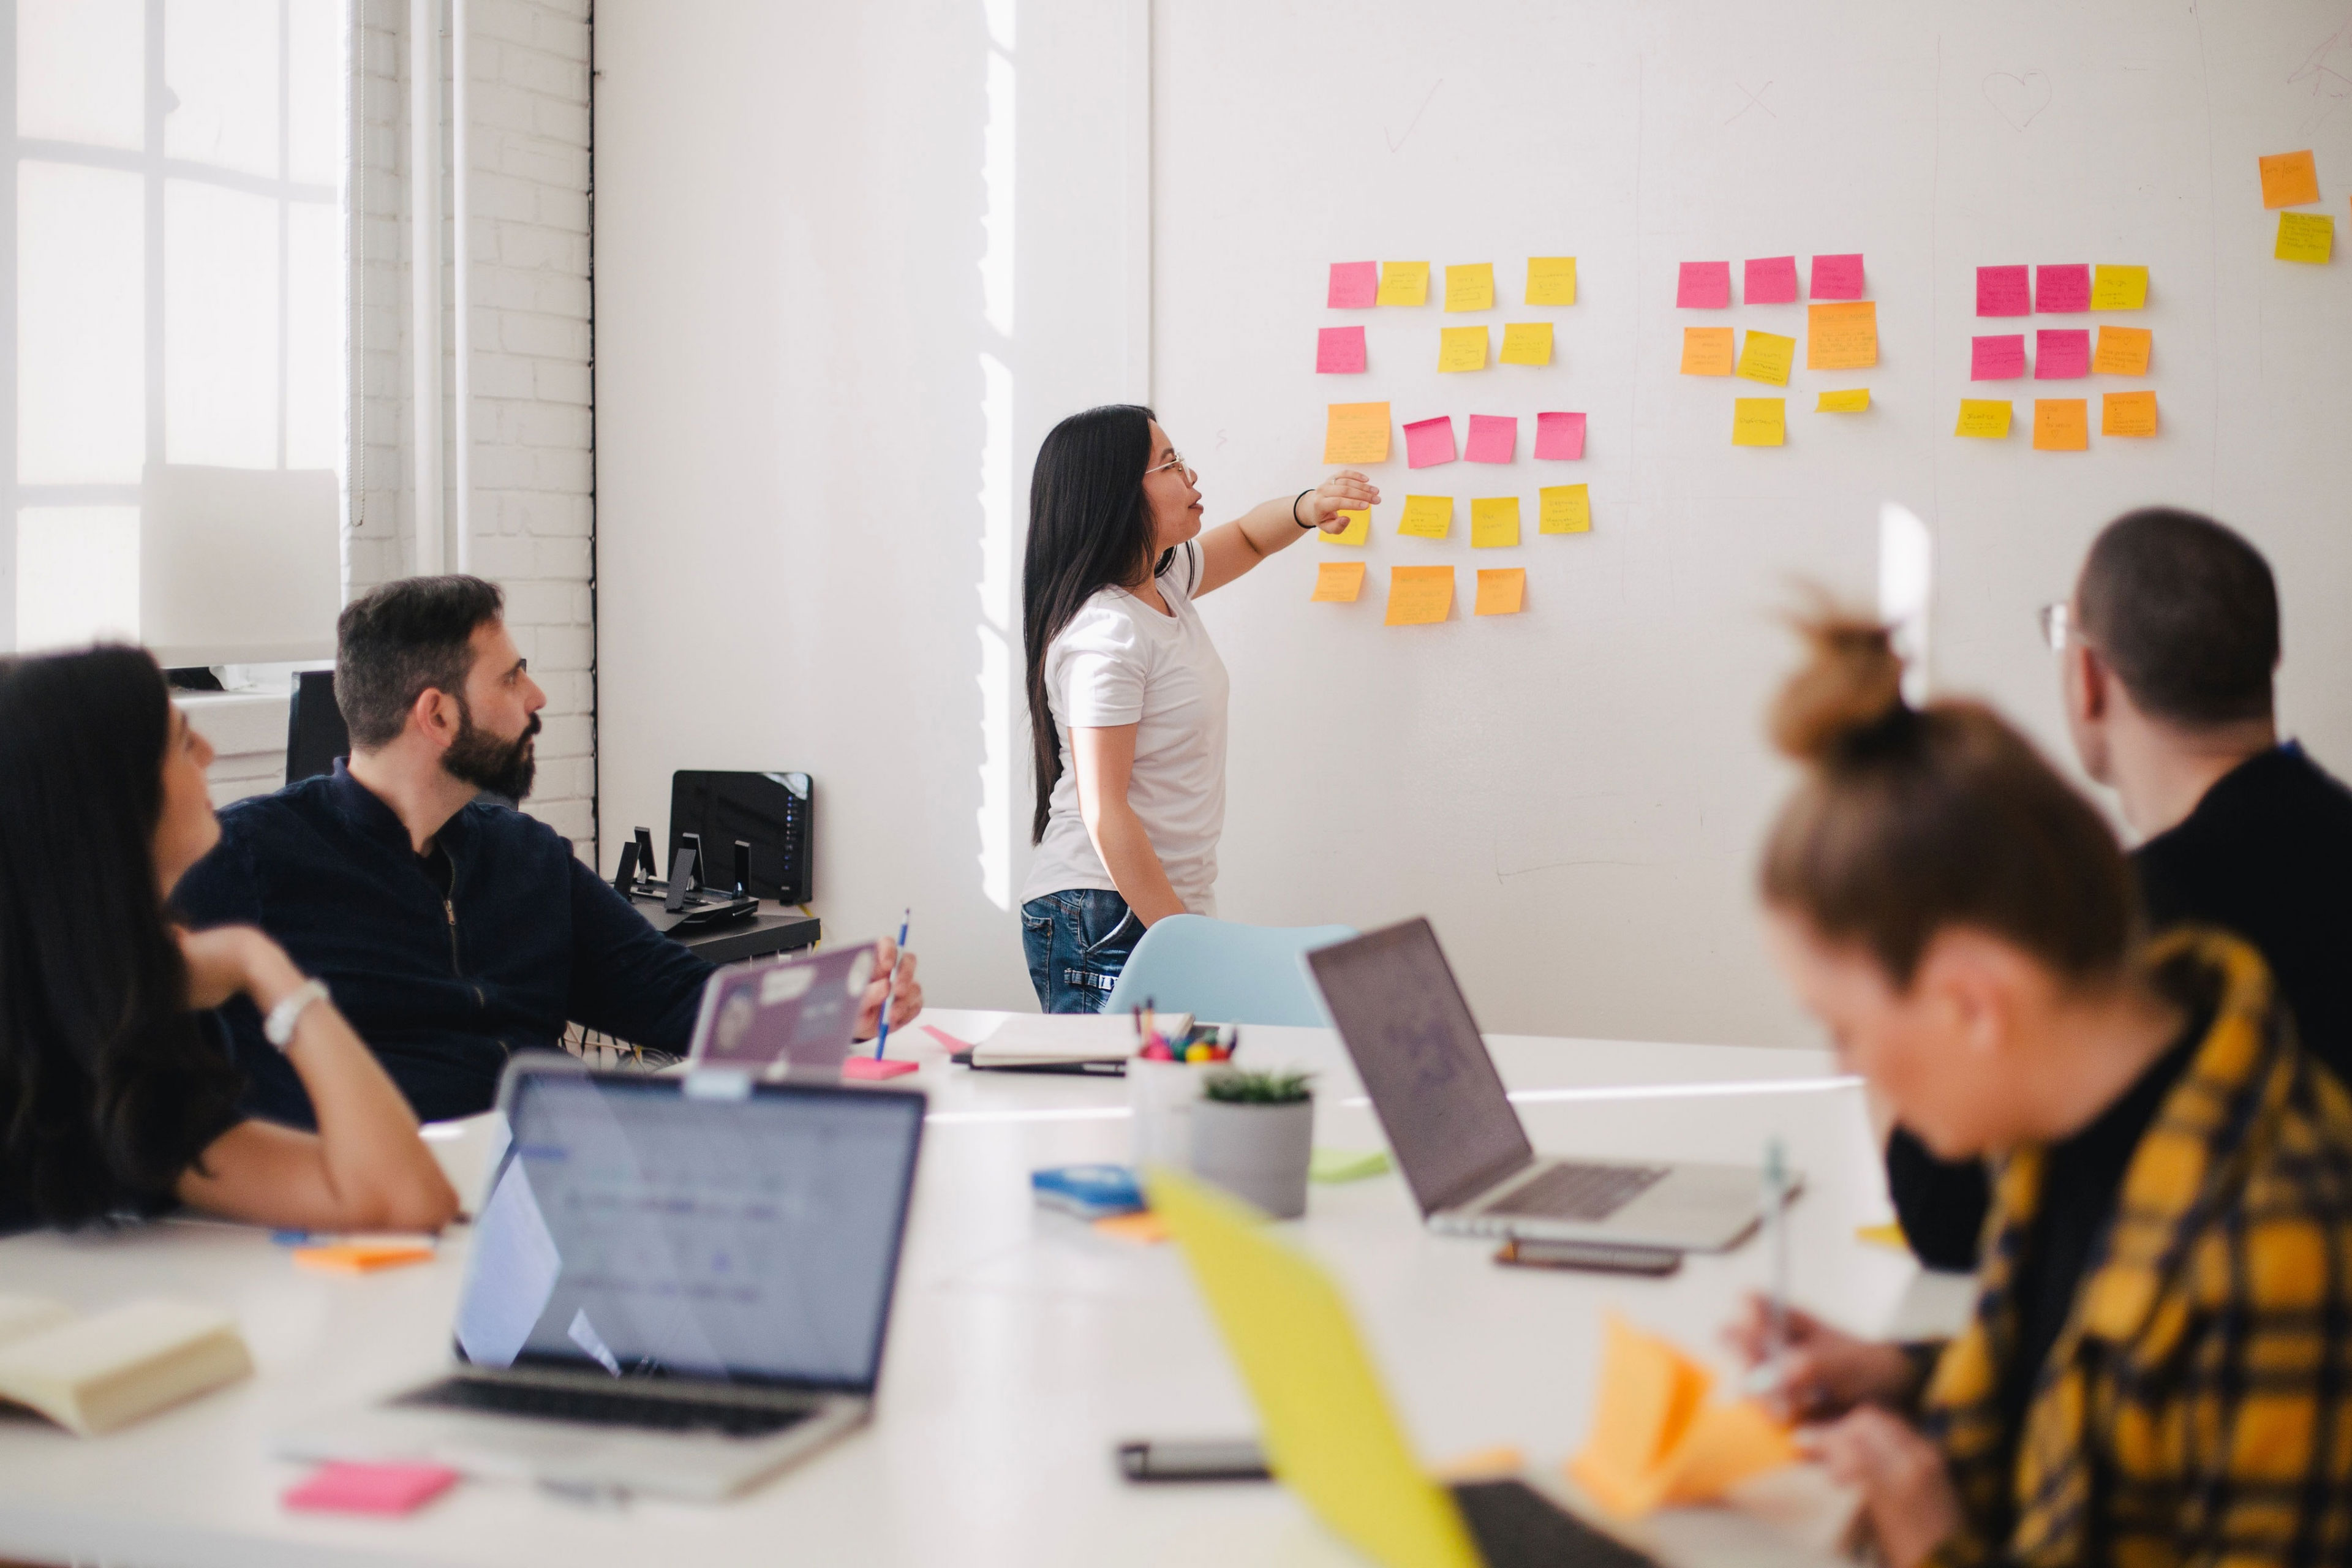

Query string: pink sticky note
[1970,334,2026,380]
[1809,254,1864,300]
[1327,262,1378,309]
[2034,328,2090,379]
[1403,416,1458,469]
[1316,326,1366,374]
[2035,265,2090,314]
[1676,261,1731,309]
[1976,265,2030,317]
[1744,256,1800,304]
[1464,414,1517,464]
[1534,411,1586,460]
[284,1463,459,1516]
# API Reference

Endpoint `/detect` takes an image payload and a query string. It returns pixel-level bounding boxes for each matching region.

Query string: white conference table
[0,1011,1972,1568]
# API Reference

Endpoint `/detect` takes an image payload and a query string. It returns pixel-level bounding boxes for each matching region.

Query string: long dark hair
[0,647,243,1226]
[1022,404,1163,845]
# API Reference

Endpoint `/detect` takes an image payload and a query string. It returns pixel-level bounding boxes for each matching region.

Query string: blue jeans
[1022,889,1142,1014]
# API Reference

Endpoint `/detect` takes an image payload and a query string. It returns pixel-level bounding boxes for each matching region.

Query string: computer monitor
[669,770,813,903]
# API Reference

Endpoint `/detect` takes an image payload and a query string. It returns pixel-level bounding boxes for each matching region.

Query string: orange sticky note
[1954,399,2012,439]
[1322,402,1391,464]
[1566,1315,1796,1520]
[1469,496,1520,548]
[1438,326,1489,372]
[1731,398,1785,447]
[293,1242,436,1275]
[1474,568,1525,616]
[1092,1212,1169,1245]
[2101,390,2158,437]
[1310,560,1367,602]
[1384,566,1453,626]
[1322,508,1370,545]
[2092,325,2151,376]
[1538,484,1591,535]
[1806,302,1877,369]
[2260,149,2321,209]
[2033,398,2089,451]
[1679,326,1735,375]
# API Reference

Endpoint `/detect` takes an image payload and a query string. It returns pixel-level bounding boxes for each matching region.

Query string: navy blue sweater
[172,763,712,1125]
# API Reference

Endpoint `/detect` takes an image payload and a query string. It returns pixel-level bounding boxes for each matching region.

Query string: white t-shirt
[1022,540,1231,914]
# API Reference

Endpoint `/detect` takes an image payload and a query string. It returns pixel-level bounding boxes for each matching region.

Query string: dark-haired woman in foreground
[0,647,456,1234]
[1018,405,1375,1011]
[1722,616,2352,1567]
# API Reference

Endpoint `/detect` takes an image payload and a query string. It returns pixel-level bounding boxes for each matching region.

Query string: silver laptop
[1305,918,1777,1252]
[278,1057,926,1500]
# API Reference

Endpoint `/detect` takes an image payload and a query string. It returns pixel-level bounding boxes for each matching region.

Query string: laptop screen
[453,1071,924,1393]
[1306,918,1534,1215]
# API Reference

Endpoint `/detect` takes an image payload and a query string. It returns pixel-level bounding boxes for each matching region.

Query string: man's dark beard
[443,704,540,801]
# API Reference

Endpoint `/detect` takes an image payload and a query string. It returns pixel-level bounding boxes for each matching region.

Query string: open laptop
[1147,1167,1661,1568]
[1306,919,1777,1252]
[278,1058,925,1500]
[685,941,878,1076]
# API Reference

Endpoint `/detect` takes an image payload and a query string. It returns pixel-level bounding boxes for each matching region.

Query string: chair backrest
[1103,914,1359,1027]
[284,668,350,785]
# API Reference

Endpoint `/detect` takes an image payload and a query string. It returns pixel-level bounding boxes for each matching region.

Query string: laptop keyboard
[398,1377,815,1439]
[1450,1479,1662,1567]
[1484,1162,1670,1221]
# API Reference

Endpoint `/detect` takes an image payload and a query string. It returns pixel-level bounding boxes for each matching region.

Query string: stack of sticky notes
[1031,1164,1146,1220]
[1566,1314,1798,1517]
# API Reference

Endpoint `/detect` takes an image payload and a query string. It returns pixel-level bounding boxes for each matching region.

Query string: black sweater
[1885,742,2352,1270]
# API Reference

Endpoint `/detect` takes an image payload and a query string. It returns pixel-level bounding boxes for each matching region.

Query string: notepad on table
[970,1012,1193,1068]
[0,1295,253,1436]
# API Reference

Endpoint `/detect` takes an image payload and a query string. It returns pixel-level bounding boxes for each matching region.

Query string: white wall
[596,1,2352,1041]
[593,0,1144,1008]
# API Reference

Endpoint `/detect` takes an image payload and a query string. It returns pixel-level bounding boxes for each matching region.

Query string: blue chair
[1103,914,1359,1027]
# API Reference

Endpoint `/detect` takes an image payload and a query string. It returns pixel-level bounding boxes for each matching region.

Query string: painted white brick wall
[213,0,598,853]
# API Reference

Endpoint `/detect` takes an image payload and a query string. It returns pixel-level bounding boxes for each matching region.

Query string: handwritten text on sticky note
[1955,400,2012,439]
[1445,263,1496,312]
[1327,262,1378,308]
[1976,266,2030,316]
[1677,261,1731,309]
[2090,265,2147,309]
[2034,328,2090,380]
[2033,398,2089,451]
[1499,322,1553,365]
[1809,254,1864,300]
[1384,566,1453,625]
[1322,402,1391,464]
[2260,149,2321,209]
[2092,326,2150,376]
[2035,264,2090,313]
[2101,391,2157,437]
[1816,389,1869,412]
[1681,326,1735,375]
[1465,415,1517,464]
[1971,334,2026,380]
[1806,302,1877,369]
[1475,568,1526,616]
[1377,262,1429,306]
[1403,416,1457,469]
[1398,494,1452,538]
[1311,560,1366,601]
[1438,326,1489,372]
[1526,257,1577,305]
[1732,398,1785,447]
[1534,411,1586,459]
[2277,212,2334,264]
[1539,484,1591,534]
[1736,330,1795,386]
[1744,256,1799,305]
[1316,326,1366,374]
[1471,497,1522,548]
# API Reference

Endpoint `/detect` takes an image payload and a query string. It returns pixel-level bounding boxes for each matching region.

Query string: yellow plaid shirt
[1913,930,2352,1567]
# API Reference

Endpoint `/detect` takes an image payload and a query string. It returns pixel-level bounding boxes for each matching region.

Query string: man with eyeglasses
[1885,506,2352,1270]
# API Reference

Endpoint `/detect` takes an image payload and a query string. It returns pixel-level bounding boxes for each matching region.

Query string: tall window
[7,0,344,653]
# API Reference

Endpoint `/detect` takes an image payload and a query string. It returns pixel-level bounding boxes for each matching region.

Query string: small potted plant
[1189,1069,1314,1219]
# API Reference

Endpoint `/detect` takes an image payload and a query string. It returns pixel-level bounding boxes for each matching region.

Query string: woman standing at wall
[1018,405,1374,1012]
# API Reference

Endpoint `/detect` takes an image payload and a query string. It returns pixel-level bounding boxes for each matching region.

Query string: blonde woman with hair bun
[1722,609,2352,1568]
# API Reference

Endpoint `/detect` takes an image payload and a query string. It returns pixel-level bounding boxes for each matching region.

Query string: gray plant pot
[1189,1097,1314,1219]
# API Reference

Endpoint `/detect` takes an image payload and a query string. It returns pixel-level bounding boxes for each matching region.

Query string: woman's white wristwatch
[263,978,332,1051]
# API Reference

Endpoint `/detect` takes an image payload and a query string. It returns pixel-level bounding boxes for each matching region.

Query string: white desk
[0,1013,1970,1567]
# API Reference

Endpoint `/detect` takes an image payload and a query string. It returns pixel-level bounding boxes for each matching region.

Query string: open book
[971,1012,1192,1068]
[0,1295,252,1436]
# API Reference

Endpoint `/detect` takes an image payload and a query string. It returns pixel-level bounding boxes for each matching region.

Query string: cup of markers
[1128,1001,1238,1169]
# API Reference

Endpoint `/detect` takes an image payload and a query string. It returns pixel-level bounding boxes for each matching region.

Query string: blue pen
[871,908,911,1060]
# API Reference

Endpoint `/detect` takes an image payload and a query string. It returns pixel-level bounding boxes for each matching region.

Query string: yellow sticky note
[1397,494,1452,538]
[1322,402,1391,464]
[1384,566,1453,626]
[1499,322,1553,366]
[1734,330,1794,386]
[1310,560,1368,603]
[1566,1315,1797,1520]
[1525,256,1577,306]
[1539,484,1591,535]
[2033,398,2089,451]
[1470,496,1521,548]
[1954,399,2012,439]
[1438,326,1488,372]
[1322,508,1370,546]
[2092,325,2152,376]
[2260,149,2321,209]
[1732,398,1785,447]
[1444,263,1494,312]
[2090,265,2147,310]
[1855,1221,1909,1251]
[1806,301,1878,369]
[1474,568,1526,616]
[2276,212,2334,264]
[1679,326,1735,375]
[1376,261,1428,306]
[1815,388,1870,412]
[2101,390,2158,437]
